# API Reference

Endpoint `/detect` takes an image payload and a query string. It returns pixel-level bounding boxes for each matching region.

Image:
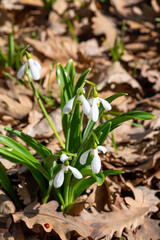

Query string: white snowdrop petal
[68,166,82,179]
[90,98,99,122]
[60,153,69,163]
[54,168,64,188]
[91,149,101,174]
[79,95,91,115]
[97,146,107,154]
[99,98,112,111]
[28,59,40,80]
[63,96,75,114]
[88,98,93,106]
[17,64,26,79]
[79,149,91,165]
[33,60,41,71]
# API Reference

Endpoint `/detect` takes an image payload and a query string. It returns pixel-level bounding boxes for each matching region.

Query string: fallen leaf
[0,190,15,216]
[25,32,78,61]
[79,184,159,239]
[97,61,143,95]
[125,218,160,240]
[24,108,62,138]
[92,10,117,48]
[12,201,90,240]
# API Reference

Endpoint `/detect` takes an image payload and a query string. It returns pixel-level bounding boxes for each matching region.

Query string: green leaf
[103,169,124,176]
[65,59,75,88]
[72,169,123,201]
[95,121,112,145]
[110,111,155,130]
[83,93,127,141]
[96,111,155,137]
[74,68,91,94]
[0,147,47,199]
[8,32,15,67]
[0,134,50,180]
[5,127,52,159]
[56,63,73,137]
[68,104,82,152]
[0,162,21,209]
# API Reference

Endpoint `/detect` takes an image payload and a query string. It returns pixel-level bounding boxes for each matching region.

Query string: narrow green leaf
[65,59,75,90]
[0,162,21,209]
[5,127,52,159]
[56,63,73,137]
[0,147,47,198]
[97,111,155,136]
[103,169,124,176]
[0,134,50,180]
[8,32,15,67]
[72,169,123,201]
[95,121,112,145]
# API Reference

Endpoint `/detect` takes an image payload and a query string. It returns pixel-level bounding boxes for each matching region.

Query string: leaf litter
[0,0,160,239]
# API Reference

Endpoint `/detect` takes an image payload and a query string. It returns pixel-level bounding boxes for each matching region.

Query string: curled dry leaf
[97,61,143,95]
[92,10,117,48]
[25,34,78,61]
[124,218,160,240]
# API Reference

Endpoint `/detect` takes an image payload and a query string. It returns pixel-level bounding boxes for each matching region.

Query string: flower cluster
[17,56,109,189]
[63,89,111,122]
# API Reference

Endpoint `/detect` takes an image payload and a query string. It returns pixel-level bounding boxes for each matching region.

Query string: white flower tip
[63,97,75,114]
[60,153,68,163]
[17,64,26,79]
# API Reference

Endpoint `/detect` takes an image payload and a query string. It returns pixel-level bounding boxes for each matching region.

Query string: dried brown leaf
[79,184,159,239]
[25,33,78,61]
[12,201,90,240]
[97,61,143,94]
[125,218,160,240]
[92,11,117,48]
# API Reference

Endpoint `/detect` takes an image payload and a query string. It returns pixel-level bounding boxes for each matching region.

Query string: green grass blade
[0,162,21,209]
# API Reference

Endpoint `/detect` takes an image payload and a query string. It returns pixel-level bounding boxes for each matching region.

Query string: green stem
[65,83,85,150]
[26,70,65,149]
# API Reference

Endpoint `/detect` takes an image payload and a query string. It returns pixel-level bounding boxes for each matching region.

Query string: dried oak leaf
[125,218,160,240]
[25,33,78,61]
[12,184,159,240]
[12,201,90,240]
[97,61,143,95]
[92,10,117,48]
[78,184,159,239]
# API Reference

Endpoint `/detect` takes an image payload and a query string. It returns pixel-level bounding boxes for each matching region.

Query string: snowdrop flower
[63,88,90,115]
[79,143,107,174]
[88,91,112,122]
[54,153,83,188]
[17,58,41,81]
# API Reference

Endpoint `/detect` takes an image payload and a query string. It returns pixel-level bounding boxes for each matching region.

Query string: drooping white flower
[79,145,107,174]
[17,58,41,80]
[63,88,90,115]
[88,95,112,122]
[54,153,83,188]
